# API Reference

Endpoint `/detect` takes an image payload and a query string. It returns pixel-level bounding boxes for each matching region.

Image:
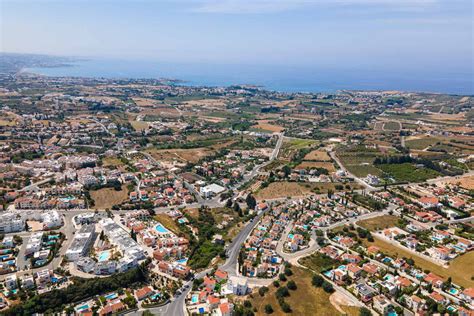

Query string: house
[430,291,448,305]
[99,301,126,316]
[367,246,380,255]
[460,288,474,306]
[406,294,425,312]
[362,263,379,275]
[373,295,393,315]
[227,276,248,295]
[355,283,377,302]
[215,269,228,282]
[418,196,440,209]
[218,302,233,316]
[135,286,154,301]
[347,263,362,279]
[424,273,444,288]
[203,276,216,291]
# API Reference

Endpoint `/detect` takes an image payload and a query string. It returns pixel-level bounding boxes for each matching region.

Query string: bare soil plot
[296,161,336,172]
[303,150,331,161]
[441,174,474,190]
[183,99,226,109]
[90,186,129,209]
[255,182,312,199]
[146,148,215,164]
[252,120,285,133]
[130,120,149,131]
[132,97,161,107]
[357,215,399,231]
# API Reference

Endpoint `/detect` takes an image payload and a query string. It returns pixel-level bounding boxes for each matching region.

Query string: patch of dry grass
[357,215,399,231]
[90,186,128,209]
[248,267,342,316]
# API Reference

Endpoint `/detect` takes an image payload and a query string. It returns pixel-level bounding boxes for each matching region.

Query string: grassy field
[130,120,149,131]
[90,186,128,209]
[405,136,440,150]
[248,267,343,316]
[357,215,399,231]
[299,252,339,273]
[102,157,126,168]
[346,164,383,178]
[362,237,474,288]
[383,121,401,131]
[378,163,440,182]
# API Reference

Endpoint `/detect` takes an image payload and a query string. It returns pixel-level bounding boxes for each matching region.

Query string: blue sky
[1,0,472,73]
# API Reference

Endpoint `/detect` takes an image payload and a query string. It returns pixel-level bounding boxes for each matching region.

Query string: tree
[322,281,334,293]
[259,286,269,297]
[279,274,287,282]
[359,307,372,316]
[130,230,137,241]
[276,286,290,298]
[287,280,297,290]
[264,304,274,314]
[312,274,324,287]
[246,194,257,210]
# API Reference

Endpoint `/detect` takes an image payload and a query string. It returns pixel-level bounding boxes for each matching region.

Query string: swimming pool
[288,234,294,239]
[98,250,111,262]
[176,258,188,265]
[448,288,459,295]
[155,223,170,234]
[191,294,199,304]
[104,292,118,300]
[150,293,161,300]
[76,304,90,311]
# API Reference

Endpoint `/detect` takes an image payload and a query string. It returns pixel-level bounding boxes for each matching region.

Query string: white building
[200,183,226,199]
[65,225,95,261]
[227,276,248,296]
[25,232,44,257]
[0,213,24,233]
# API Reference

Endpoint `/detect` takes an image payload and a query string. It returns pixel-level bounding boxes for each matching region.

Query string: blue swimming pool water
[288,234,294,239]
[448,288,459,295]
[150,293,161,300]
[98,250,111,262]
[105,293,118,300]
[77,304,89,311]
[178,218,187,224]
[191,294,199,304]
[177,258,188,264]
[155,223,170,234]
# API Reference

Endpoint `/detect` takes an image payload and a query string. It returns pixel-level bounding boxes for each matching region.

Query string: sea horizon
[25,57,473,95]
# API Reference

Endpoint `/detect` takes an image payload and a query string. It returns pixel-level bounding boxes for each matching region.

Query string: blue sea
[26,58,473,95]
